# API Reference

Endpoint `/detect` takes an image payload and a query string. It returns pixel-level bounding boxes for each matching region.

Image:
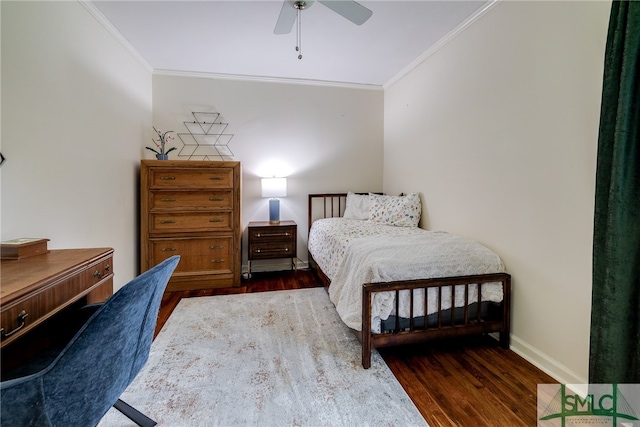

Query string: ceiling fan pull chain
[296,5,302,59]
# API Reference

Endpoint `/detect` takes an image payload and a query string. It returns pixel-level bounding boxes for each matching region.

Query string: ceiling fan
[274,0,373,35]
[274,0,373,59]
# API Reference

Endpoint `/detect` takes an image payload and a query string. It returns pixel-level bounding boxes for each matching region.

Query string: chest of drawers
[140,160,241,290]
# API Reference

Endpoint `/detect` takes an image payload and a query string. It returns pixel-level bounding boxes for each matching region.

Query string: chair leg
[113,399,157,427]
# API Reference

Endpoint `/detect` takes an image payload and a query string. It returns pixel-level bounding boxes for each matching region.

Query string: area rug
[98,288,428,426]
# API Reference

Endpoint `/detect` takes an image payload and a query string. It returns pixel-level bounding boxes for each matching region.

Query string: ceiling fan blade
[318,0,372,25]
[274,1,298,34]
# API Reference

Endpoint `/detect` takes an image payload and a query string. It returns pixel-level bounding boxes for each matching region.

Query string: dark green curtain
[590,0,640,384]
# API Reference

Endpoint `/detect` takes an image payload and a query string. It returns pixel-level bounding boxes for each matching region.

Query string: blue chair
[0,255,180,427]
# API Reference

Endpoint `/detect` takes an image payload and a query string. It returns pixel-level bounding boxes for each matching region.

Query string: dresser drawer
[150,190,233,210]
[150,168,233,189]
[151,237,232,272]
[150,212,232,233]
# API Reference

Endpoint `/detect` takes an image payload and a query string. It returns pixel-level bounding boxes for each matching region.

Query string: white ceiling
[90,0,490,87]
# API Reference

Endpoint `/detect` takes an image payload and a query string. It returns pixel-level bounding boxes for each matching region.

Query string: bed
[307,192,511,369]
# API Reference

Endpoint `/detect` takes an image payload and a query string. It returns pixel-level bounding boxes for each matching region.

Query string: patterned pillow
[369,193,421,227]
[343,192,370,220]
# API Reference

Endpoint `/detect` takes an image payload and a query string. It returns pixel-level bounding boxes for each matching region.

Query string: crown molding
[383,0,499,90]
[153,69,383,91]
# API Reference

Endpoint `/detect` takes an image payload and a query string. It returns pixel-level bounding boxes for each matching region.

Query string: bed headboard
[308,193,382,233]
[307,193,348,233]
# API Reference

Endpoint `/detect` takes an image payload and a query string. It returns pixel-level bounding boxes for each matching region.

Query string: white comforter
[308,218,505,331]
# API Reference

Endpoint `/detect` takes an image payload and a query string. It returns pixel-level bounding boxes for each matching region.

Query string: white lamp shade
[261,177,287,198]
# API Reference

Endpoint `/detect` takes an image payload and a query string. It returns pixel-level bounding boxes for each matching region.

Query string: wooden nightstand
[247,220,297,276]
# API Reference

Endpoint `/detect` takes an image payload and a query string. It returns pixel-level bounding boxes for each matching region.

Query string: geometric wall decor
[176,111,235,161]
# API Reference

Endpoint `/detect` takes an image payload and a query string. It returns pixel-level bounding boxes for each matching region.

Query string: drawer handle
[2,310,28,338]
[209,197,224,201]
[161,247,177,251]
[209,177,223,180]
[93,263,111,279]
[209,218,223,223]
[160,220,176,224]
[210,245,224,249]
[161,198,176,202]
[211,259,225,263]
[256,232,291,238]
[160,176,176,180]
[255,248,289,253]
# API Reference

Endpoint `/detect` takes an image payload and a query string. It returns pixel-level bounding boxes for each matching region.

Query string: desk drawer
[0,255,113,346]
[82,256,113,284]
[150,168,233,189]
[150,212,232,233]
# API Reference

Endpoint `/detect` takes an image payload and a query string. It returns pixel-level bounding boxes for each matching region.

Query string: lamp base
[268,199,280,224]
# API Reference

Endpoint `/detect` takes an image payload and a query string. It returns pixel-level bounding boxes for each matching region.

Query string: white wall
[151,75,384,268]
[2,1,606,384]
[1,1,152,289]
[0,2,382,281]
[384,1,610,383]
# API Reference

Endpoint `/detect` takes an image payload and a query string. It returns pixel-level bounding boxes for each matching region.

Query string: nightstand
[247,220,297,276]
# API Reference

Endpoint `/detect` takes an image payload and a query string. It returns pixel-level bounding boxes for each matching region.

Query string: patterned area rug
[98,288,428,426]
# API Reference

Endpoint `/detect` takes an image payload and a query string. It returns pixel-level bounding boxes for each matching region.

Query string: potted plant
[146,127,177,160]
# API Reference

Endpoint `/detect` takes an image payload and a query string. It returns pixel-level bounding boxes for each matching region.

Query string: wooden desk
[0,248,114,350]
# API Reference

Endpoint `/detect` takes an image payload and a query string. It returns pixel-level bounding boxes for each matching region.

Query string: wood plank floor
[156,269,556,427]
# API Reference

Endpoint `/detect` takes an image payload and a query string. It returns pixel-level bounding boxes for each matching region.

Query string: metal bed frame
[308,193,511,368]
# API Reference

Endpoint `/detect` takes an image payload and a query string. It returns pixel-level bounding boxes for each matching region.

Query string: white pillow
[369,193,421,227]
[343,192,370,220]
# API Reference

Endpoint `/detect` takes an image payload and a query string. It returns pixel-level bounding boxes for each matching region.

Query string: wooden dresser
[140,160,242,291]
[0,248,113,357]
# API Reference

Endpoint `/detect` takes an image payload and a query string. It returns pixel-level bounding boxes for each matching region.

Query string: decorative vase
[156,154,168,160]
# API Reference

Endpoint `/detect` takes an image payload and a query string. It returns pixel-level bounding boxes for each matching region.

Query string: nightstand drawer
[248,225,296,243]
[249,241,296,260]
[150,168,234,189]
[150,190,233,210]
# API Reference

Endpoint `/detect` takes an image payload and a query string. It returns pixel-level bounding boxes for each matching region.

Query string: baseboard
[510,335,587,385]
[243,259,309,274]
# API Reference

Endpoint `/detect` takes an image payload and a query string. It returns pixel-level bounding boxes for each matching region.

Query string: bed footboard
[360,273,511,369]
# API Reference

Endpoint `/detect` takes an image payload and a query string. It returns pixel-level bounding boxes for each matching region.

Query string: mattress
[308,218,506,332]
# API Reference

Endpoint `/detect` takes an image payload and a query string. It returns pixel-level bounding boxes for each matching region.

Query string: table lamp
[261,177,287,224]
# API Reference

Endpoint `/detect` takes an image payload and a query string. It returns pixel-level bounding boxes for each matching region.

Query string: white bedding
[308,218,506,332]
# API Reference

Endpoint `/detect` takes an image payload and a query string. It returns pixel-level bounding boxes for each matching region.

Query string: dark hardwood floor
[156,269,556,427]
